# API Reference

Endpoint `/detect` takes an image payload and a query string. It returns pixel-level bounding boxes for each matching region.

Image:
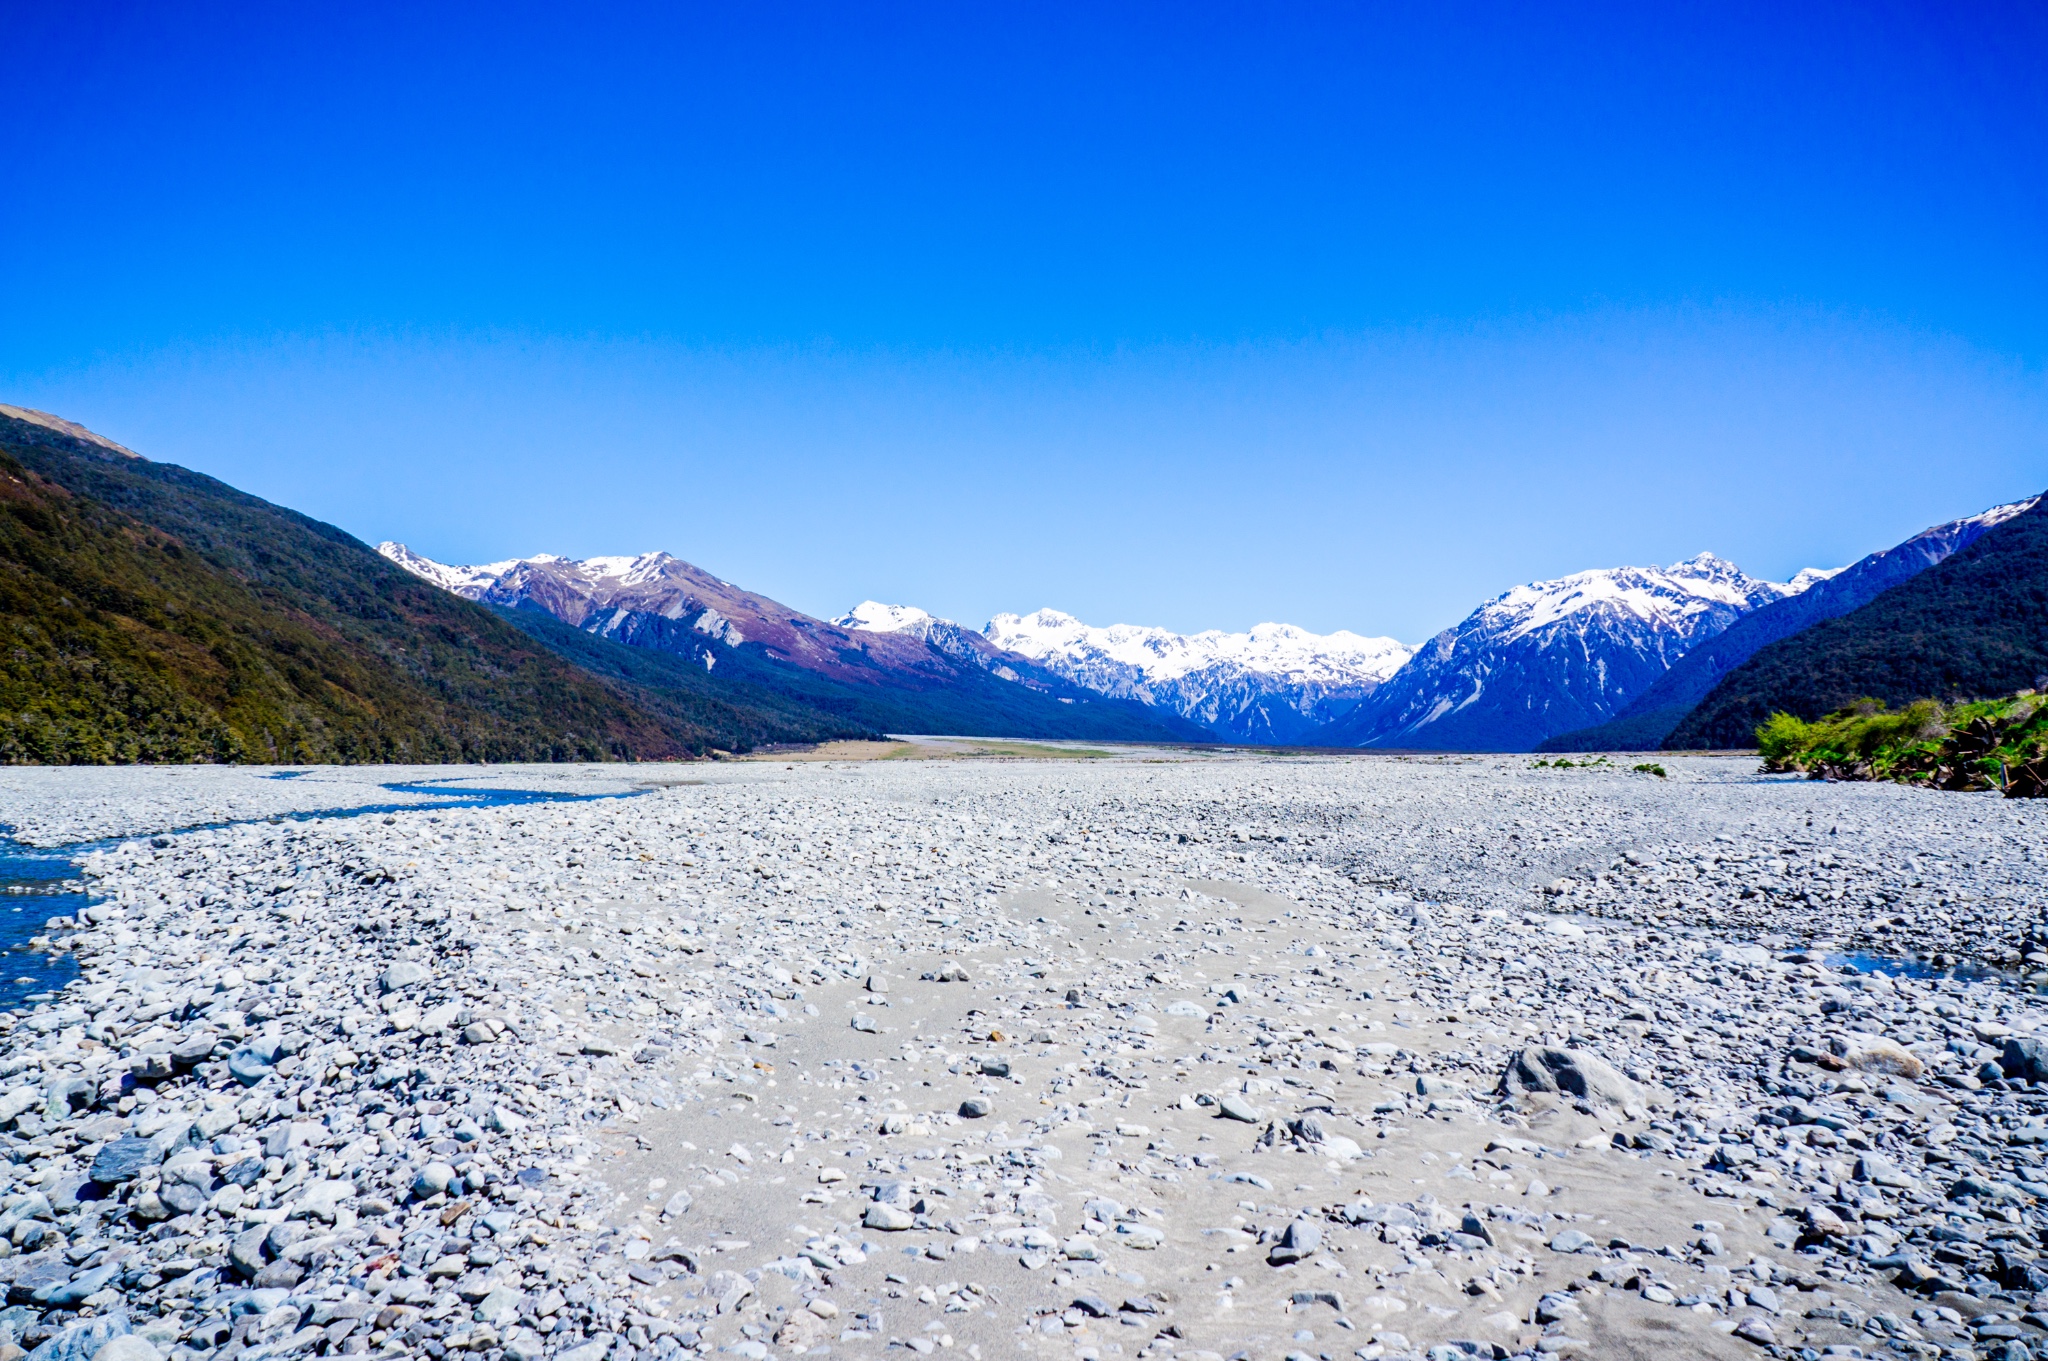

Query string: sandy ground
[0,752,2042,1361]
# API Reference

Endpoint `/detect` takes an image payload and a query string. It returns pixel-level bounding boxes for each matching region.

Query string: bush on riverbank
[1757,692,2048,796]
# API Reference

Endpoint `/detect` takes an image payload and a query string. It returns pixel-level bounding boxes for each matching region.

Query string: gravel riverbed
[0,753,2044,1361]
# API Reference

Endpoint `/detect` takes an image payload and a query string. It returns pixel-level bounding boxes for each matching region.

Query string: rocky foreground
[0,754,2045,1361]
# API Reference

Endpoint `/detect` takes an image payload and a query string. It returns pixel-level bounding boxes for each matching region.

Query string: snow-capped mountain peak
[377,542,520,595]
[980,609,1415,743]
[1787,565,1846,592]
[574,552,694,589]
[834,601,937,634]
[373,545,1210,737]
[1322,552,1821,751]
[986,610,1412,686]
[1482,552,1810,646]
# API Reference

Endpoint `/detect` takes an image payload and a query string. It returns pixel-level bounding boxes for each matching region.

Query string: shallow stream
[0,776,647,1011]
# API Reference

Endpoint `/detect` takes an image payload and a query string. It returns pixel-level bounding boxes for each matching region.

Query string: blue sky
[6,2,2046,640]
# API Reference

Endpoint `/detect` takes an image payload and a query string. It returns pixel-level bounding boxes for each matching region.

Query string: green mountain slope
[0,408,864,763]
[481,603,884,746]
[1669,495,2048,749]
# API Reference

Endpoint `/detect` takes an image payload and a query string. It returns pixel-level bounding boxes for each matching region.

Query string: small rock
[864,1203,915,1231]
[1268,1219,1321,1265]
[413,1162,458,1198]
[959,1098,990,1118]
[92,1338,161,1361]
[1839,1035,1925,1079]
[88,1136,156,1184]
[225,1049,274,1088]
[2004,1036,2048,1084]
[379,961,430,992]
[229,1225,271,1277]
[1217,1095,1262,1122]
[503,1329,547,1361]
[1731,1315,1776,1346]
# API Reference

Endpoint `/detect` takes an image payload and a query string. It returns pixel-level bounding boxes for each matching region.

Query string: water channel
[0,777,649,1012]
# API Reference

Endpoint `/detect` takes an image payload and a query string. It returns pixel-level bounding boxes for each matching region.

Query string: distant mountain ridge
[975,608,1413,743]
[1540,495,2044,752]
[381,547,1210,743]
[829,601,1039,681]
[1321,553,1818,751]
[1668,494,2048,749]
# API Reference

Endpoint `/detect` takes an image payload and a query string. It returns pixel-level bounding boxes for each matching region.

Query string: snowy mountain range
[389,522,2041,751]
[834,602,1407,742]
[1319,553,1824,751]
[376,544,1212,742]
[979,610,1412,743]
[378,543,1044,688]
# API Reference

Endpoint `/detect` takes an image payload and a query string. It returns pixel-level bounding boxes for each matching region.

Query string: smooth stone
[2004,1036,2048,1084]
[475,1287,523,1325]
[88,1136,156,1184]
[92,1338,161,1361]
[379,960,430,992]
[224,1049,274,1088]
[1267,1219,1322,1265]
[1499,1046,1647,1109]
[413,1162,458,1197]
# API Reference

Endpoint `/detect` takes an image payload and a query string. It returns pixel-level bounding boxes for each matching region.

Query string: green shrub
[1754,692,2048,797]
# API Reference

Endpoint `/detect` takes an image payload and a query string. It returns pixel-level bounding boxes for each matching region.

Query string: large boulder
[1499,1046,1651,1109]
[1836,1034,1925,1079]
[2003,1036,2048,1084]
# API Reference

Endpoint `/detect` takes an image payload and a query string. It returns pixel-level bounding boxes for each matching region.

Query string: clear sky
[6,2,2046,641]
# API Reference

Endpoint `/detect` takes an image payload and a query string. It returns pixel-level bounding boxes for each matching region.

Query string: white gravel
[1,752,2045,1361]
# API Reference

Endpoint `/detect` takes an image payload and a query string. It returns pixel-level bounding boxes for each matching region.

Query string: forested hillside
[0,409,865,763]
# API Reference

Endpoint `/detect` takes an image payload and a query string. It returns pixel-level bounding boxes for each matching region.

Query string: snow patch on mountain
[377,541,518,596]
[1787,565,1845,592]
[834,601,938,636]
